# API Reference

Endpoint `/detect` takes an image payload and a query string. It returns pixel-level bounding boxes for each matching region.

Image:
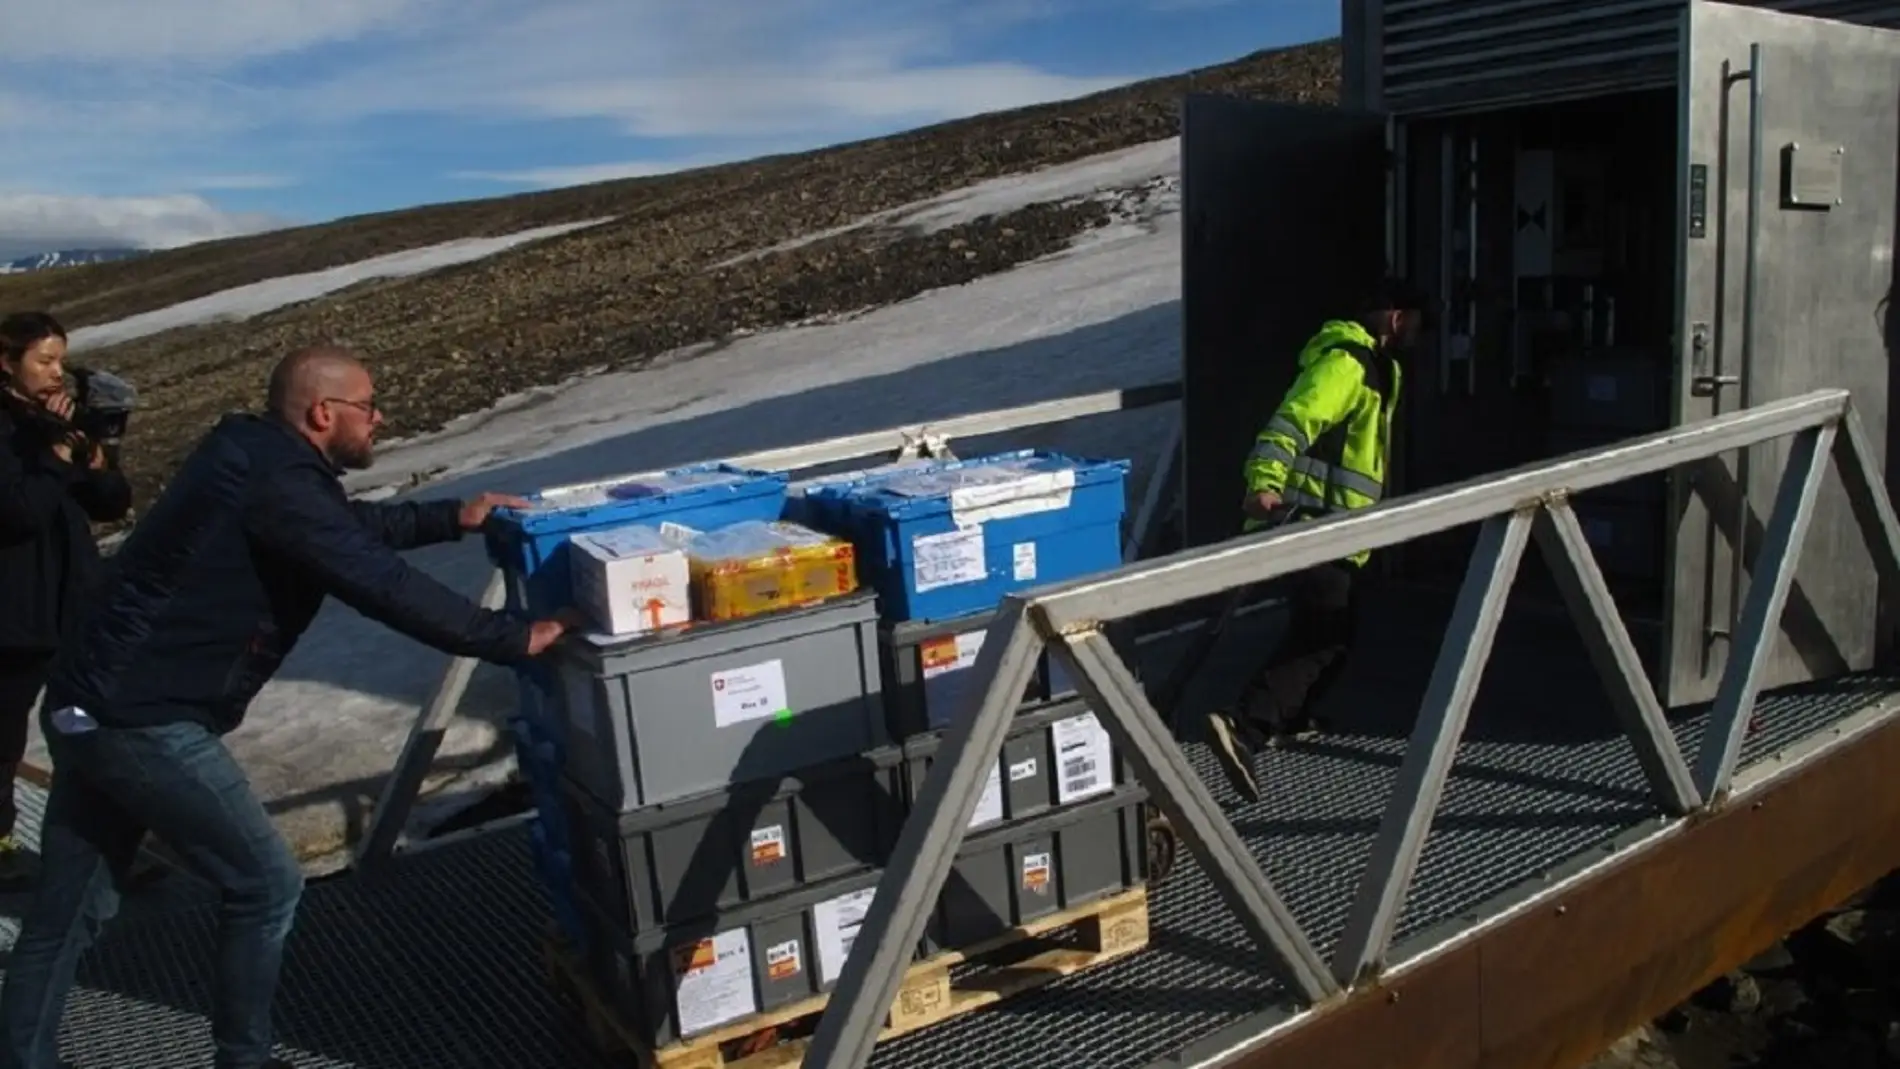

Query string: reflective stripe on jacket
[1241,319,1401,565]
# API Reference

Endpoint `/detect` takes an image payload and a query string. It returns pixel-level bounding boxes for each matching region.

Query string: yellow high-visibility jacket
[1241,319,1401,566]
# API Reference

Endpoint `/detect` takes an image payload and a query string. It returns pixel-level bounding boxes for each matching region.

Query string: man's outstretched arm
[250,469,565,662]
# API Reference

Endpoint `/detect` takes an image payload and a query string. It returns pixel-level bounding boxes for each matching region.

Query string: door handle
[1688,321,1737,395]
[1727,42,1766,638]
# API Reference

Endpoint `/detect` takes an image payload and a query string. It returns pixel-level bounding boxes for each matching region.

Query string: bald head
[267,345,366,419]
[267,344,382,470]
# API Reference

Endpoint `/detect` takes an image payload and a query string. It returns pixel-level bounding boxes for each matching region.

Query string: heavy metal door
[1662,0,1900,707]
[1179,94,1388,549]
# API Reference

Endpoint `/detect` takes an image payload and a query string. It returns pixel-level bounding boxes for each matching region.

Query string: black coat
[0,394,132,652]
[47,412,534,734]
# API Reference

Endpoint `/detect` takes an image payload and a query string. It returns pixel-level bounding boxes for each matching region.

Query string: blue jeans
[0,715,304,1069]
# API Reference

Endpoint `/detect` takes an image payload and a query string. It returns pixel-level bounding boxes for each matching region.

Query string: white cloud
[0,0,1150,207]
[0,0,441,63]
[0,193,286,256]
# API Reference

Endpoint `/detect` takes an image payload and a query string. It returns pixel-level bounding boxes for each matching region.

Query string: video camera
[61,366,138,444]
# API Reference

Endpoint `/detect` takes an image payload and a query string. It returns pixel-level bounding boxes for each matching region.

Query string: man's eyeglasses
[323,397,379,417]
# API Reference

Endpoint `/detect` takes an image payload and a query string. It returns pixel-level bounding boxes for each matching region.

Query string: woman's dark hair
[0,311,66,363]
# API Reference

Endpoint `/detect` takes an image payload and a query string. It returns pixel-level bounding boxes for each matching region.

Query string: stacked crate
[484,462,793,948]
[489,448,1150,1053]
[543,591,918,1047]
[802,451,1151,956]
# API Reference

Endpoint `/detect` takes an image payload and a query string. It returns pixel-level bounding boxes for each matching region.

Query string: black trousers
[1244,562,1359,732]
[0,649,52,839]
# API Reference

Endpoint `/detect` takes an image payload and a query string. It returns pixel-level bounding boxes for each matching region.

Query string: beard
[332,438,375,471]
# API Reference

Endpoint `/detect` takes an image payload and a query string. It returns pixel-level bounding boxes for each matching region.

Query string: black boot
[1204,708,1262,803]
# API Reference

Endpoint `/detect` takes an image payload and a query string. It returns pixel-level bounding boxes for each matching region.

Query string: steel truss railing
[802,387,1900,1068]
[355,381,1184,870]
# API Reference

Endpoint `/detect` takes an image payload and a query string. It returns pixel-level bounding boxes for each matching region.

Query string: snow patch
[713,138,1180,268]
[67,218,615,352]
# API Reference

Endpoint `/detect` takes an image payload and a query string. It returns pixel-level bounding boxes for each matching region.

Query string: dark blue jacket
[0,395,133,651]
[47,412,533,734]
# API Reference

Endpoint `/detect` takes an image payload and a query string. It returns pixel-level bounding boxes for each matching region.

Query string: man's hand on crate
[527,607,590,656]
[459,491,532,532]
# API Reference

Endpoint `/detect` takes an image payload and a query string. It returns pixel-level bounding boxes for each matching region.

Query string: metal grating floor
[5,589,1897,1069]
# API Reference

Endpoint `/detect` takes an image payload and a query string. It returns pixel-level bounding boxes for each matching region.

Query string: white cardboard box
[569,525,692,637]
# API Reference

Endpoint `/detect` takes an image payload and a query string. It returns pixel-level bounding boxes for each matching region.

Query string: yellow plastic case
[679,520,860,622]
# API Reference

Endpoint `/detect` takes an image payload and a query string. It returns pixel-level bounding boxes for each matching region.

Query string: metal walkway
[6,589,1896,1068]
[14,386,1900,1068]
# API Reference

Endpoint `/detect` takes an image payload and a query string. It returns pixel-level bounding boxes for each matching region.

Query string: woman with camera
[0,310,131,889]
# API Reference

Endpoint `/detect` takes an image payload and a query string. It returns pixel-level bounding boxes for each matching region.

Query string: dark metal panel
[1661,5,1900,707]
[1371,0,1900,114]
[1178,95,1387,549]
[1225,702,1900,1069]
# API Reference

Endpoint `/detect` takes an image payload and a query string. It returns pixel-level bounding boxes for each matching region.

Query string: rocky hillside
[0,40,1339,519]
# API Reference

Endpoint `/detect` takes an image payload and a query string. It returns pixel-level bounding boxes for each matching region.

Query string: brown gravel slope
[5,40,1339,522]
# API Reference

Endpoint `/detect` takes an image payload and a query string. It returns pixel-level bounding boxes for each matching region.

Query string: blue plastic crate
[812,450,1130,622]
[483,461,790,614]
[528,817,586,950]
[511,664,565,758]
[785,457,946,529]
[510,718,566,817]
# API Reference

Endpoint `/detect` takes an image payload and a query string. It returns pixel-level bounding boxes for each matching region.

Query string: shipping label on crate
[1021,851,1053,897]
[920,629,987,730]
[671,928,756,1035]
[814,886,878,986]
[912,526,987,593]
[1009,757,1038,782]
[765,939,803,983]
[1052,713,1115,805]
[948,468,1076,527]
[710,658,791,728]
[919,630,985,679]
[884,463,1078,528]
[750,824,787,868]
[1012,541,1037,582]
[970,762,1004,829]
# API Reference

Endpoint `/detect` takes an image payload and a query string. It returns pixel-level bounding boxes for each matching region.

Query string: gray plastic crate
[900,698,1131,835]
[878,608,1096,740]
[551,591,889,810]
[577,866,929,1049]
[562,744,907,938]
[926,784,1149,954]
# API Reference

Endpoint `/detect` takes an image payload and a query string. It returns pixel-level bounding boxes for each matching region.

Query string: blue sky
[0,0,1338,256]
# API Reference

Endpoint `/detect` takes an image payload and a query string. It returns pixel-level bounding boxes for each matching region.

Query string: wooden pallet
[542,886,1150,1069]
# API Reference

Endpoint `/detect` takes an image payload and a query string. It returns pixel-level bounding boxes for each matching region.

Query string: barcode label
[814,887,878,986]
[1052,714,1114,805]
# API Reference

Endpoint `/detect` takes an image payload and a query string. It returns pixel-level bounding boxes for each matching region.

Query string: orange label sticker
[675,938,717,974]
[766,940,802,982]
[919,636,960,671]
[1022,851,1052,895]
[750,825,786,866]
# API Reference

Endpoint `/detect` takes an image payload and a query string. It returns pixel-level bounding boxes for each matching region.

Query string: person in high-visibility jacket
[1206,281,1425,803]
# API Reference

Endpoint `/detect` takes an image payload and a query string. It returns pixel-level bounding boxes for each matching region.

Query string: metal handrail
[803,387,1900,1068]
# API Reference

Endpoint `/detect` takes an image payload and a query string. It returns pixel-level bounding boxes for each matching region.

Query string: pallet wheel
[1145,811,1180,883]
